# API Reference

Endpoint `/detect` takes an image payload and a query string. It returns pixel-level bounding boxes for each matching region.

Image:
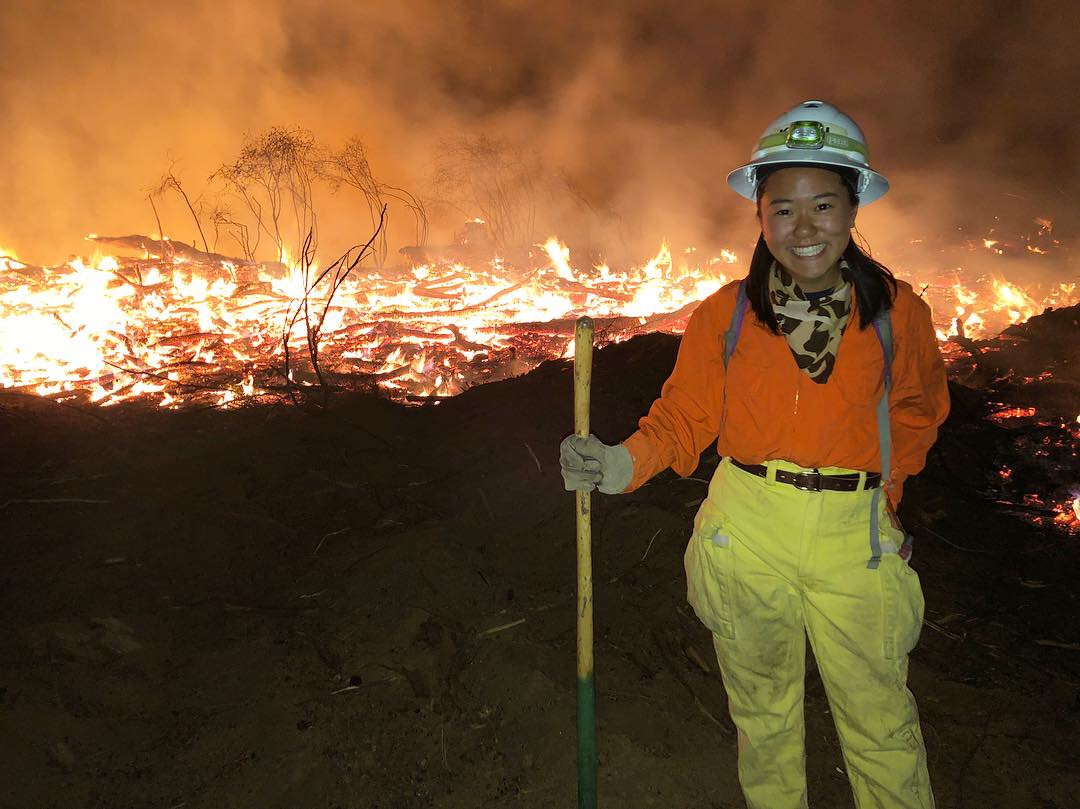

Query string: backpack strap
[871,310,894,476]
[867,309,894,569]
[722,280,750,370]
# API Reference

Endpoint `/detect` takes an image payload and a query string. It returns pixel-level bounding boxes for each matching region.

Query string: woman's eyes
[773,203,833,216]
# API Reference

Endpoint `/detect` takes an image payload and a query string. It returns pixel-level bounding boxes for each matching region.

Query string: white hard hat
[727,100,889,205]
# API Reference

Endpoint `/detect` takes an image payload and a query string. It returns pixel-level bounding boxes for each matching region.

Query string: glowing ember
[989,406,1037,422]
[1051,496,1080,534]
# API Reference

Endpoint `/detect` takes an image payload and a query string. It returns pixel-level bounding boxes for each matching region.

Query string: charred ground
[2,305,1079,809]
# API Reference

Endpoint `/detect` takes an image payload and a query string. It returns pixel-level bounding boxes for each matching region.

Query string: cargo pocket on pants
[880,554,925,659]
[684,504,737,640]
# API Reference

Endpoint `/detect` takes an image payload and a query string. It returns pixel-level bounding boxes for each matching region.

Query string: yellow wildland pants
[686,458,934,809]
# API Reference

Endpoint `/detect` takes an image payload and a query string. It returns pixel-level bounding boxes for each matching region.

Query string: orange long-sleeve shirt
[623,278,950,505]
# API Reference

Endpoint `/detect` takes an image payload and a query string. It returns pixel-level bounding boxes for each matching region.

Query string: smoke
[1,0,1077,275]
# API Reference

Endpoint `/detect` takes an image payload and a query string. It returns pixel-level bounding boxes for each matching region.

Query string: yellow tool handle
[574,317,594,680]
[573,316,598,808]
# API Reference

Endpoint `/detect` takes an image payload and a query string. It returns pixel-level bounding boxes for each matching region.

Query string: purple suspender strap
[868,312,894,569]
[722,280,750,370]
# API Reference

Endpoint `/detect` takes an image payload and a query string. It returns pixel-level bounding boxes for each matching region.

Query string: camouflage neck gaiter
[768,260,853,383]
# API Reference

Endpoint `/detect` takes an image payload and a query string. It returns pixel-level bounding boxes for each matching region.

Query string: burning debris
[940,301,1080,536]
[1,218,1075,409]
[0,232,735,407]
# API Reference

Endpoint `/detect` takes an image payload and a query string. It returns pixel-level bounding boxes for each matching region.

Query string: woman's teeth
[791,244,827,258]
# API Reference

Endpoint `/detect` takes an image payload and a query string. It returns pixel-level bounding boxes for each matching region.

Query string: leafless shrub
[433,135,541,249]
[205,202,258,262]
[211,127,321,262]
[319,138,428,267]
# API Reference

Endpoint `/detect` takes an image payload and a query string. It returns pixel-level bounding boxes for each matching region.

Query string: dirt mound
[2,325,1079,808]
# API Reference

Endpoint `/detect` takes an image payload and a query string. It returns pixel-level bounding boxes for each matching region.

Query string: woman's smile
[790,243,828,258]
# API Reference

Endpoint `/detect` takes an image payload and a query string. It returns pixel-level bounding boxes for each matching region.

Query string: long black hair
[746,163,898,333]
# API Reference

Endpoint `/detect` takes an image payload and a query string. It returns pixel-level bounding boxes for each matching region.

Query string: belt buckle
[792,469,822,491]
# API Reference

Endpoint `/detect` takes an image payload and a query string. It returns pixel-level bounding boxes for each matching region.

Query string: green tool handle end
[577,672,597,809]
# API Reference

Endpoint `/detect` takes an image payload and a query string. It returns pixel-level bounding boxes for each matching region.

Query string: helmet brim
[727,154,889,205]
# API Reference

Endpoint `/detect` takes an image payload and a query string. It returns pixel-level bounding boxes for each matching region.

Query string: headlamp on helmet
[786,121,825,149]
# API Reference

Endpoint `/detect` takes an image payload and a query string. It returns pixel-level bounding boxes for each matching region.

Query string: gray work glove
[559,434,633,494]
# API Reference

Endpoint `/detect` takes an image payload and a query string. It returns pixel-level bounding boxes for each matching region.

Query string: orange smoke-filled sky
[0,0,1077,268]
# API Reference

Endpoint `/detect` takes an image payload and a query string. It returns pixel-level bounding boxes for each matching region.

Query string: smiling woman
[560,99,951,809]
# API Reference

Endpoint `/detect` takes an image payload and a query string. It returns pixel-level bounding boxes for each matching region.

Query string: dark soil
[2,308,1079,809]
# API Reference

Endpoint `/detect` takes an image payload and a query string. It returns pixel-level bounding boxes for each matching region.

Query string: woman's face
[757,166,857,293]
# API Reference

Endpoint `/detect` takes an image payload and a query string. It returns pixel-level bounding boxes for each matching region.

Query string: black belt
[730,459,881,492]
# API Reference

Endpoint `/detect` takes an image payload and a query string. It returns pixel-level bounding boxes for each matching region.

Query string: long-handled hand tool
[573,316,597,809]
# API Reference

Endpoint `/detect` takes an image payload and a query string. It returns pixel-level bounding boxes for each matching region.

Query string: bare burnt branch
[206,203,257,262]
[87,235,238,266]
[150,167,211,254]
[146,193,164,249]
[280,206,388,406]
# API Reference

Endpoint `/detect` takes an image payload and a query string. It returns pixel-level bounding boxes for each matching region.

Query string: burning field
[0,212,1074,405]
[0,232,736,406]
[2,214,1078,534]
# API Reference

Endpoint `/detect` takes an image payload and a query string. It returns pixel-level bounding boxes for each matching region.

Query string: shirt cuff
[622,431,658,493]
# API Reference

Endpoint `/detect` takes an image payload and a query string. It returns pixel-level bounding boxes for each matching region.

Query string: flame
[992,279,1041,325]
[1,235,735,405]
[542,237,575,283]
[1051,495,1080,534]
[934,272,1077,343]
[1,223,1078,413]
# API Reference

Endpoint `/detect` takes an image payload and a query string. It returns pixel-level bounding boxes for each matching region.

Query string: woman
[560,100,949,809]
